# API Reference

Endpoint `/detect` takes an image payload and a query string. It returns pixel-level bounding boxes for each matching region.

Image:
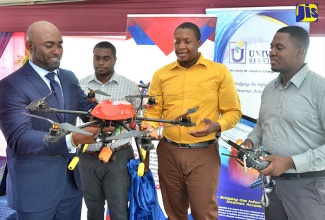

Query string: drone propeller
[105,130,146,141]
[174,106,199,121]
[26,93,52,110]
[87,87,110,97]
[22,112,92,135]
[125,94,177,99]
[138,83,150,89]
[125,94,150,99]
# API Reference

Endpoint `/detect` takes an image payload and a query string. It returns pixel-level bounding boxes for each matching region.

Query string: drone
[217,134,271,172]
[217,134,273,207]
[25,86,198,176]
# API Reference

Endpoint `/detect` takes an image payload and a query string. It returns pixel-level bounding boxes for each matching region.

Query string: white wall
[306,37,325,77]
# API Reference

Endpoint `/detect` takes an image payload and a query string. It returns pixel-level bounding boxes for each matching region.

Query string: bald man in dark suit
[0,21,99,220]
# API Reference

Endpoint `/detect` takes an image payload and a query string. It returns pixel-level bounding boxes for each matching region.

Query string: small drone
[217,134,273,207]
[217,134,271,172]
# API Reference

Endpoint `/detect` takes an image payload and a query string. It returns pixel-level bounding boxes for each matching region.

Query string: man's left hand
[188,118,220,137]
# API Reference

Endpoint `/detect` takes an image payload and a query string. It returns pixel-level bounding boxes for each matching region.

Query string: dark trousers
[265,176,325,220]
[79,145,134,220]
[157,139,220,220]
[16,170,82,220]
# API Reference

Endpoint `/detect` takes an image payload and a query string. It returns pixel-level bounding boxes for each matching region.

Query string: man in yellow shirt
[141,22,241,219]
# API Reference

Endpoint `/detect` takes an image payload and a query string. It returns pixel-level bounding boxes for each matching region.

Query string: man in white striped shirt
[78,41,141,220]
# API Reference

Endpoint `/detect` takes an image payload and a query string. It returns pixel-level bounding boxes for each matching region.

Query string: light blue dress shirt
[248,64,325,173]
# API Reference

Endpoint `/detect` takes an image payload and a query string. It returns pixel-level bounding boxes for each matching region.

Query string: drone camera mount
[140,136,154,151]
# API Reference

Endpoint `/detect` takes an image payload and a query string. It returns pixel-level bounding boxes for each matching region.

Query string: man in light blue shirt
[242,26,325,220]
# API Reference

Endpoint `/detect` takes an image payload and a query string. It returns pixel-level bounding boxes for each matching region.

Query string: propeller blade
[59,123,92,135]
[26,93,52,110]
[138,83,150,89]
[126,94,176,99]
[174,106,199,121]
[105,130,143,140]
[93,90,110,97]
[87,87,110,97]
[26,99,43,110]
[125,94,150,99]
[22,112,55,124]
[187,106,199,114]
[23,112,91,135]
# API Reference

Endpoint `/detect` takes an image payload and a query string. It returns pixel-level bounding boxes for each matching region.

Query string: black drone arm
[135,116,196,127]
[33,107,91,116]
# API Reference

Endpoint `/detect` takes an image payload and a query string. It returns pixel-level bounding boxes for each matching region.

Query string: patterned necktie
[45,72,64,111]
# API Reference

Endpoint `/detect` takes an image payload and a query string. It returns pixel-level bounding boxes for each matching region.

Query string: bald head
[27,21,60,41]
[26,21,63,71]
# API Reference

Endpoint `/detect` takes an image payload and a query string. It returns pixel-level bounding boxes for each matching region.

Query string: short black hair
[175,22,201,40]
[93,41,116,56]
[277,26,310,52]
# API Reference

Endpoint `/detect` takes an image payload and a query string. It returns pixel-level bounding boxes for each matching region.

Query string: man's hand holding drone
[140,123,161,140]
[71,125,114,147]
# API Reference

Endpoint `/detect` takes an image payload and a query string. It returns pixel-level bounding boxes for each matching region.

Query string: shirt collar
[169,53,207,70]
[29,60,59,78]
[273,74,281,88]
[290,64,309,88]
[273,64,309,89]
[87,72,118,85]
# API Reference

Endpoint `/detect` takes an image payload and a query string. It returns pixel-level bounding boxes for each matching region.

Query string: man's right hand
[71,126,103,145]
[140,123,161,140]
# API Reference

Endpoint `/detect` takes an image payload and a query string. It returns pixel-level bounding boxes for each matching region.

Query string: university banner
[206,7,310,220]
[206,7,310,118]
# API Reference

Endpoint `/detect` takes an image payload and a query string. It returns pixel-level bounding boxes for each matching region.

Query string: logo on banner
[296,3,318,22]
[229,41,246,64]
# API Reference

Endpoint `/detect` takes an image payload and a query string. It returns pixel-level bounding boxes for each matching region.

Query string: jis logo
[296,3,318,22]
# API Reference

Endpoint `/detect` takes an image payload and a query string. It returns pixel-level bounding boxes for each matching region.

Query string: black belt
[85,143,131,156]
[278,170,325,179]
[163,137,216,149]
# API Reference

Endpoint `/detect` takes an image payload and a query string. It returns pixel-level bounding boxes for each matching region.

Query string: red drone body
[90,99,135,120]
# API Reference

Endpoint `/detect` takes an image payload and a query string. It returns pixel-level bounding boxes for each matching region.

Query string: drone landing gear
[135,135,154,176]
[137,151,149,177]
[68,144,89,170]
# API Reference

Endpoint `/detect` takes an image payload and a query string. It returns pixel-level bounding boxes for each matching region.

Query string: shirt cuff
[66,134,76,153]
[292,154,309,172]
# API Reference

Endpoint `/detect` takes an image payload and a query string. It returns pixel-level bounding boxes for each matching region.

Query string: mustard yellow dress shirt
[145,53,241,144]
